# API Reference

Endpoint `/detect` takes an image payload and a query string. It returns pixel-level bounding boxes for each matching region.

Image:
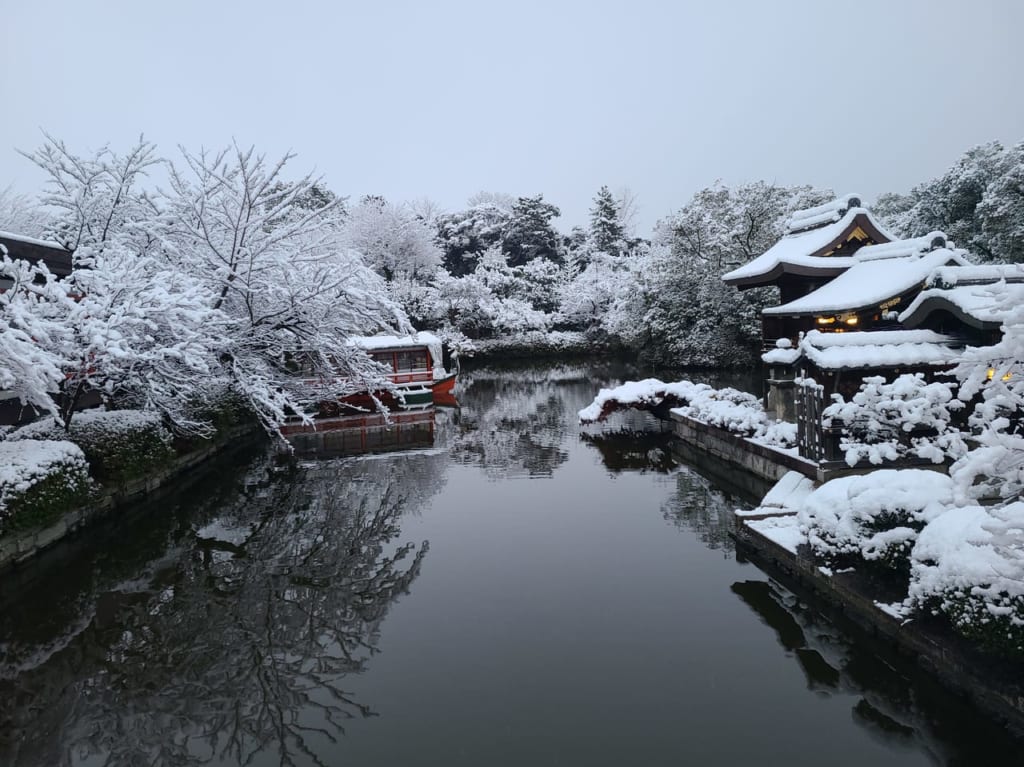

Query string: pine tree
[501,194,562,266]
[589,185,624,257]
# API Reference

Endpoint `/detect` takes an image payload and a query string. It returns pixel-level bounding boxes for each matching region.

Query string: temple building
[721,194,893,345]
[720,194,1023,465]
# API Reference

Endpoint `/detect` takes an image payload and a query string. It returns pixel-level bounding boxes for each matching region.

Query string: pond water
[1,360,1020,766]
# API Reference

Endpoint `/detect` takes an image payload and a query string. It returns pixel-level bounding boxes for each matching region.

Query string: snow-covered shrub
[949,281,1024,504]
[798,470,954,576]
[10,410,174,485]
[823,374,968,468]
[0,440,92,534]
[908,502,1024,658]
[579,378,796,448]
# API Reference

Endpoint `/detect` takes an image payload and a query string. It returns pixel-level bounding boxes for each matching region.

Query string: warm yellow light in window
[845,316,859,326]
[987,368,1013,381]
[816,316,835,325]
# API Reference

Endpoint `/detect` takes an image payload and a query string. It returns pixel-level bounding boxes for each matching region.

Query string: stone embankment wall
[0,425,260,571]
[670,411,817,483]
[734,522,1024,739]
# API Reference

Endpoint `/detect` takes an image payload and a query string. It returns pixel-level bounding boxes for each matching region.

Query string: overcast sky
[3,0,1023,233]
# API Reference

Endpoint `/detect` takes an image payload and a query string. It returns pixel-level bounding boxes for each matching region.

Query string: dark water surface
[1,360,1020,766]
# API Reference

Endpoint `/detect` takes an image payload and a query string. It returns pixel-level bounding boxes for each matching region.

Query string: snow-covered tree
[343,195,441,282]
[160,144,408,431]
[949,281,1024,503]
[588,185,625,258]
[0,253,68,417]
[876,141,1024,264]
[822,374,968,468]
[55,245,225,433]
[622,182,832,367]
[501,194,562,266]
[20,133,160,255]
[426,247,552,339]
[0,186,51,238]
[435,198,511,276]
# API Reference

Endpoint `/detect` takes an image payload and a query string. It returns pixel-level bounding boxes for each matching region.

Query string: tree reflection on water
[0,452,438,766]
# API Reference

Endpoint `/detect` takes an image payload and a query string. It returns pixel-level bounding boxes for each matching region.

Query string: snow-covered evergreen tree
[435,197,511,276]
[875,141,1024,263]
[501,194,562,266]
[622,182,831,367]
[588,185,625,258]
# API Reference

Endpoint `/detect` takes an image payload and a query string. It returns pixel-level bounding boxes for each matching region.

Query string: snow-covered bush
[579,378,797,448]
[0,440,92,534]
[798,470,954,576]
[908,502,1024,657]
[949,283,1024,503]
[823,374,969,468]
[10,410,174,485]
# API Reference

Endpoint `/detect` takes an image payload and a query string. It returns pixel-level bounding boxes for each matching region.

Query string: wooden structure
[0,230,76,426]
[721,194,893,346]
[0,230,73,286]
[761,233,967,341]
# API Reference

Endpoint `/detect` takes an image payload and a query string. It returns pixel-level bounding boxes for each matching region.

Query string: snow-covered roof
[799,329,959,370]
[721,205,894,287]
[763,246,969,316]
[900,283,1010,330]
[926,263,1024,289]
[349,331,442,351]
[852,231,947,262]
[783,193,862,235]
[0,230,68,252]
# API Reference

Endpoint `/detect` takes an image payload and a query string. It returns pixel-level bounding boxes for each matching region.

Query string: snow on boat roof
[349,331,442,350]
[0,229,69,251]
[900,283,1013,329]
[721,206,893,285]
[799,329,959,370]
[763,247,969,316]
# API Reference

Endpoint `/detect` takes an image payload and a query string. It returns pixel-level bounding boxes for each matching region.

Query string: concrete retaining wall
[670,412,818,483]
[0,424,261,572]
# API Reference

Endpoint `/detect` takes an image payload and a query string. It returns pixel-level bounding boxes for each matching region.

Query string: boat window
[395,350,428,372]
[370,351,396,371]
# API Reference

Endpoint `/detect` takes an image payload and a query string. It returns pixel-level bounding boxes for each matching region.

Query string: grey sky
[3,0,1023,233]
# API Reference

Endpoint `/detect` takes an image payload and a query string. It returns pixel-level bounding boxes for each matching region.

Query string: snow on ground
[736,470,815,519]
[747,514,805,554]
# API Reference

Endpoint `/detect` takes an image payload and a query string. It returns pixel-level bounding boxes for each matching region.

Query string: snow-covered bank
[740,468,1024,659]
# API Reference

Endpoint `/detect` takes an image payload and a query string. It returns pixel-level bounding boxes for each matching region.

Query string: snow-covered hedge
[823,374,968,468]
[579,378,796,448]
[10,410,174,485]
[908,502,1024,657]
[798,469,954,574]
[0,439,92,534]
[473,330,598,358]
